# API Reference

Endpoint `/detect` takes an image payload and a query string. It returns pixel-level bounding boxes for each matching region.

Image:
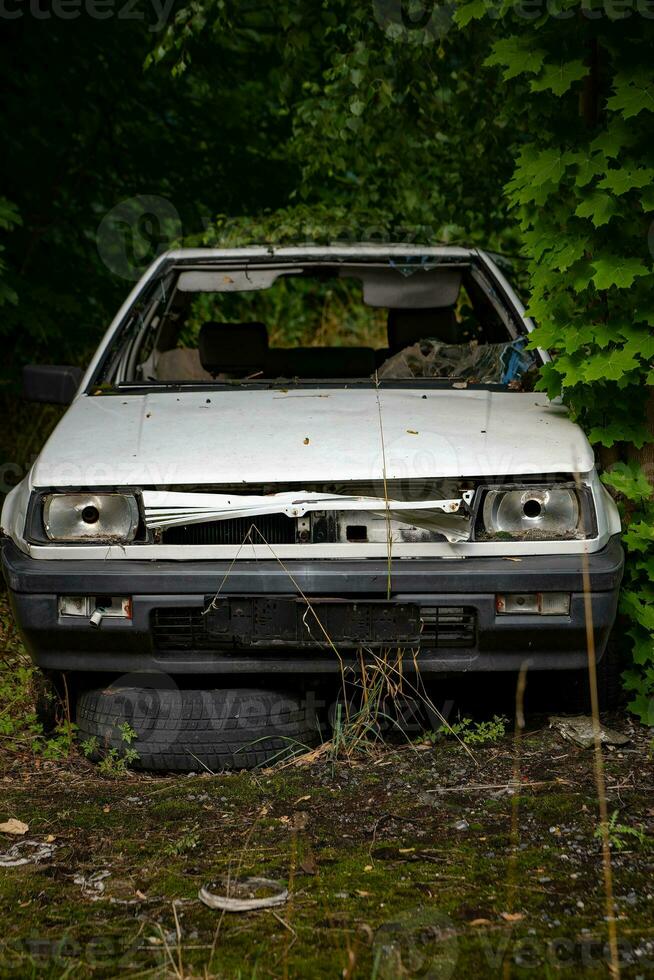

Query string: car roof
[161,244,477,263]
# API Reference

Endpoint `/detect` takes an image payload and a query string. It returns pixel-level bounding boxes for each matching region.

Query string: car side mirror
[23,364,84,405]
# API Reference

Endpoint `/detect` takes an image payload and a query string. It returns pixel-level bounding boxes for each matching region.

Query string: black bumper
[2,536,624,675]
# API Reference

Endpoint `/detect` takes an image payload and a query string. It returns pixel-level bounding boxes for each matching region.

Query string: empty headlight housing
[480,485,589,540]
[43,493,140,542]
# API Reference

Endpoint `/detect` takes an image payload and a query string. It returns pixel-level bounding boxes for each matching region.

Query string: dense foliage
[455,0,654,720]
[0,7,295,376]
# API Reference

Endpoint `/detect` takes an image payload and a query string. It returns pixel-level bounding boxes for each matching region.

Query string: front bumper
[2,535,624,675]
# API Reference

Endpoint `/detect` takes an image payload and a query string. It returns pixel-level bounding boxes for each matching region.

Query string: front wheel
[76,681,321,772]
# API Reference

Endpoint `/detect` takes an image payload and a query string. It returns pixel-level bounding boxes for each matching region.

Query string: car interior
[121,261,538,387]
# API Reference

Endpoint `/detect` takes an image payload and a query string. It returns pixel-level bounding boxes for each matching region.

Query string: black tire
[558,637,623,714]
[76,681,321,772]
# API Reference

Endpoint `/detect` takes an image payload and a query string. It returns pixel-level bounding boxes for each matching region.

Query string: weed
[97,746,140,777]
[80,735,99,758]
[118,721,138,744]
[597,810,649,851]
[83,721,140,776]
[420,714,508,747]
[164,824,201,857]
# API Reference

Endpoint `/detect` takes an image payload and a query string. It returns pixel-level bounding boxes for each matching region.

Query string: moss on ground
[1,719,653,979]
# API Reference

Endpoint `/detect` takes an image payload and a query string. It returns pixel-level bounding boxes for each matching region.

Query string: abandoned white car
[1,245,624,769]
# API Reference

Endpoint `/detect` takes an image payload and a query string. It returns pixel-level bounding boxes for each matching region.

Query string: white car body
[1,245,623,680]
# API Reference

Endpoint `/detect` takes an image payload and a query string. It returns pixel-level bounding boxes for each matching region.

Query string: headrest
[199,321,268,375]
[387,308,459,351]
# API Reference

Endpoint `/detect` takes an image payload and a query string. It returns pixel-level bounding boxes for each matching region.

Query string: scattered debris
[0,819,28,835]
[0,839,55,867]
[199,877,289,912]
[73,870,111,901]
[279,811,309,831]
[549,715,630,749]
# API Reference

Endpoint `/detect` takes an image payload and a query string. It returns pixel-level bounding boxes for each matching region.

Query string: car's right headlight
[481,485,589,540]
[43,493,140,542]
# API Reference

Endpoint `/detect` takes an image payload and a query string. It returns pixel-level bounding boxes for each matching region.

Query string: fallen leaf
[290,812,309,831]
[500,912,524,922]
[406,429,419,435]
[299,855,317,875]
[103,805,110,814]
[356,890,371,897]
[45,834,55,843]
[0,819,28,836]
[364,865,373,872]
[470,918,492,927]
[303,437,310,445]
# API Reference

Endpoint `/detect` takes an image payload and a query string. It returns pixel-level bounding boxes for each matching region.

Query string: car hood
[32,388,594,488]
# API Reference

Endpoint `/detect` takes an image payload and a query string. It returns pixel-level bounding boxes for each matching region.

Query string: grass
[1,716,653,979]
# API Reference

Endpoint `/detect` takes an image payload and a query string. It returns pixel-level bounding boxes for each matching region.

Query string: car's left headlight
[43,493,140,542]
[480,485,589,540]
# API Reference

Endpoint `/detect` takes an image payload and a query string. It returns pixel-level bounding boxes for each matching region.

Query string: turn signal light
[496,593,570,616]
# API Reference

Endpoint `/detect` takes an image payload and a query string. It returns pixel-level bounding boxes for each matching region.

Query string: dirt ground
[1,695,653,979]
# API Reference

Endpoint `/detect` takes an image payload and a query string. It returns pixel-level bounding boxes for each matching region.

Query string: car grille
[161,514,296,546]
[419,606,476,648]
[151,605,476,652]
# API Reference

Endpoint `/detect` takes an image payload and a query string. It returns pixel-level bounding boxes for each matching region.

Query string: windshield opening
[91,260,539,392]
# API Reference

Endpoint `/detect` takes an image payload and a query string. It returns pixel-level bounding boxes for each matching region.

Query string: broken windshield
[90,257,538,392]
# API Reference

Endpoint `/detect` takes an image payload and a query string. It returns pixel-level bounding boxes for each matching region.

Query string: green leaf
[591,256,650,290]
[627,690,654,725]
[582,347,640,382]
[530,59,587,97]
[587,423,626,448]
[563,150,608,188]
[485,38,547,81]
[623,523,654,553]
[641,187,654,212]
[569,260,595,293]
[608,69,654,119]
[575,192,619,227]
[619,325,654,362]
[621,592,654,633]
[598,167,654,195]
[517,149,566,188]
[602,462,653,502]
[552,353,589,388]
[627,628,654,667]
[454,0,488,27]
[534,361,563,400]
[590,122,635,159]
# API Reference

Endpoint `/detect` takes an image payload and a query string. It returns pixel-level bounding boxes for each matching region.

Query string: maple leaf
[531,59,588,97]
[591,256,650,290]
[598,167,654,195]
[608,69,654,119]
[582,347,639,382]
[575,192,619,227]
